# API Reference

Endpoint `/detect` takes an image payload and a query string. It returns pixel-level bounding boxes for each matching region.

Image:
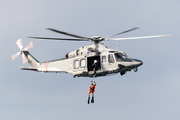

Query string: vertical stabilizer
[23,51,40,68]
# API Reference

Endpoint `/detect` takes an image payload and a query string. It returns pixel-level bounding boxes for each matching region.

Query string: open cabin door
[87,56,101,72]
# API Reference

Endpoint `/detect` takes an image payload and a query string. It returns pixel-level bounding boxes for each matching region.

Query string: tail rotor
[16,39,23,49]
[11,38,33,64]
[24,41,33,51]
[11,52,21,60]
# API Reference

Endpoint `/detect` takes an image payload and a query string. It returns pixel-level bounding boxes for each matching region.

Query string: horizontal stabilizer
[20,66,38,71]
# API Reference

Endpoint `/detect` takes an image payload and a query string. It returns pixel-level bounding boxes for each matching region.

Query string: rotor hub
[91,36,104,43]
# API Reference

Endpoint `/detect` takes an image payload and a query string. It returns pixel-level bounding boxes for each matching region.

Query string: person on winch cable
[87,81,96,104]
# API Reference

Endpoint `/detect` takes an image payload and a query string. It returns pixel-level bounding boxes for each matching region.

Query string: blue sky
[1,0,180,120]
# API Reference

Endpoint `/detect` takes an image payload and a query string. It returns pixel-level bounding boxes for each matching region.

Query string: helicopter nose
[132,59,143,67]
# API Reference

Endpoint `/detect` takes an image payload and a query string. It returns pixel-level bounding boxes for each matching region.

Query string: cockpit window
[123,52,128,58]
[114,53,127,62]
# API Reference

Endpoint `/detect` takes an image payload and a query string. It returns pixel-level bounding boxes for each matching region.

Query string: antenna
[115,45,120,51]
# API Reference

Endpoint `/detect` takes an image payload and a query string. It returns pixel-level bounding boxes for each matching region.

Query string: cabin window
[108,54,115,63]
[74,60,79,69]
[80,59,86,68]
[102,56,106,63]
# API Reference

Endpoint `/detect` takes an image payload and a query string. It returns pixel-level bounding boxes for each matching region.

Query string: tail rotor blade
[16,39,23,49]
[11,52,20,60]
[22,53,28,64]
[24,41,33,51]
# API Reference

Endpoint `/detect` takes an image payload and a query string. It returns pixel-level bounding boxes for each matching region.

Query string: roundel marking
[69,63,72,68]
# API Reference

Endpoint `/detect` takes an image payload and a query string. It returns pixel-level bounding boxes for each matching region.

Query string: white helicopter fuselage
[20,43,143,78]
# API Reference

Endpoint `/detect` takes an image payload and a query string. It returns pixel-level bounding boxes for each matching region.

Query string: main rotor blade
[28,36,89,41]
[106,34,170,41]
[46,28,90,40]
[104,27,139,38]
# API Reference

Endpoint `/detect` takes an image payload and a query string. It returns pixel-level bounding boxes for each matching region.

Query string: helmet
[94,60,97,63]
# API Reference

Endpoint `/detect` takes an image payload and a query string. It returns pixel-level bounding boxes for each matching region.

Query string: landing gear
[120,72,126,76]
[133,67,138,72]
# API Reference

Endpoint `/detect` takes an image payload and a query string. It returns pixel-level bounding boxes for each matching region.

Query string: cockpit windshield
[114,53,127,62]
[123,52,128,58]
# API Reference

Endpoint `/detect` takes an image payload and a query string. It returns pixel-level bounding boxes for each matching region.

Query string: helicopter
[11,27,170,78]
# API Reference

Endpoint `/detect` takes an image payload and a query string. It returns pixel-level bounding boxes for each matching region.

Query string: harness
[90,85,95,90]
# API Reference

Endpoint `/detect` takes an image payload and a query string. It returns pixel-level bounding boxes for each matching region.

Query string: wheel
[133,67,138,72]
[120,72,126,76]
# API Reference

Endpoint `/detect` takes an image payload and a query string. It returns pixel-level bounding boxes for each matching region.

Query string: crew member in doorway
[88,81,96,104]
[92,59,98,76]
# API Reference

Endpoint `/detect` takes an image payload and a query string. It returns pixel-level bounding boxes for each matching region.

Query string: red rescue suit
[89,85,96,93]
